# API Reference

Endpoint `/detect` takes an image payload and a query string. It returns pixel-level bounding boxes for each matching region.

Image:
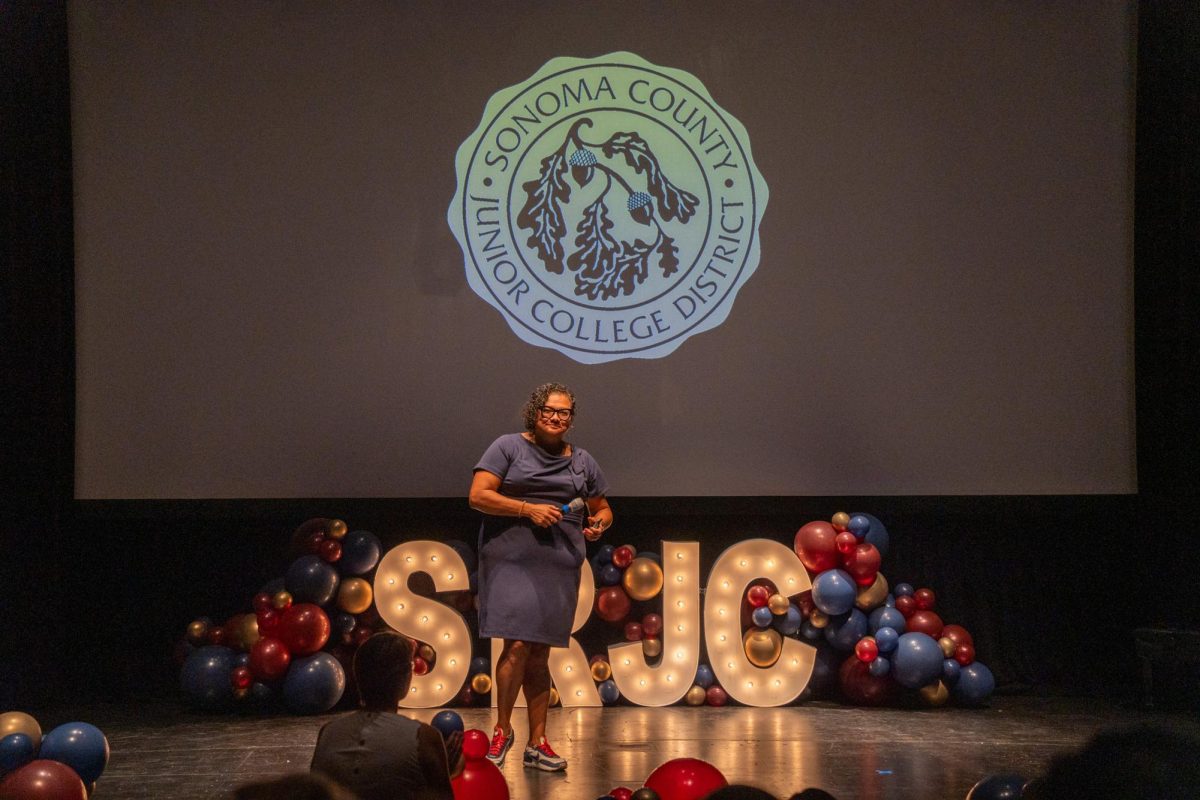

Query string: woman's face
[533,391,574,438]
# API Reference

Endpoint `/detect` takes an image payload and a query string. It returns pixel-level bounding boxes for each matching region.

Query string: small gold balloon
[338,577,374,615]
[939,636,957,658]
[831,511,851,531]
[549,687,560,707]
[642,637,662,659]
[622,557,664,601]
[272,590,293,610]
[418,643,435,663]
[590,660,612,682]
[685,685,707,706]
[186,620,209,644]
[0,711,41,742]
[767,593,790,615]
[743,628,783,668]
[809,610,829,629]
[233,686,250,701]
[234,614,260,651]
[470,673,492,694]
[919,680,950,707]
[328,519,348,540]
[855,573,890,611]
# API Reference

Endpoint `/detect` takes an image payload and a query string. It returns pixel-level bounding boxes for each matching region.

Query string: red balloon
[319,539,343,563]
[252,592,273,613]
[642,613,663,637]
[838,655,898,706]
[894,595,917,618]
[906,610,945,639]
[0,759,88,800]
[303,529,327,555]
[955,642,976,666]
[746,585,770,608]
[914,588,936,610]
[457,686,475,707]
[279,603,331,655]
[843,543,881,586]
[256,608,281,637]
[609,789,634,800]
[704,685,727,707]
[230,665,253,691]
[941,624,974,648]
[624,622,644,641]
[611,545,636,569]
[595,586,632,623]
[796,591,815,618]
[835,532,857,555]
[461,729,488,760]
[451,730,510,799]
[855,636,878,663]
[352,625,375,646]
[249,636,292,680]
[644,757,729,800]
[794,521,839,574]
[207,626,230,647]
[412,656,429,676]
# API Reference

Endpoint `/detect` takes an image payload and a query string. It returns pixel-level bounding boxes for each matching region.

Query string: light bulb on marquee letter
[375,541,471,709]
[492,558,602,708]
[704,539,815,707]
[609,541,699,706]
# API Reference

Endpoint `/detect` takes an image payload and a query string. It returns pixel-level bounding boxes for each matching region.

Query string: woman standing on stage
[468,382,613,772]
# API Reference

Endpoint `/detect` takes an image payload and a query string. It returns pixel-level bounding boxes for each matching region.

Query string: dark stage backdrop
[69,1,1135,499]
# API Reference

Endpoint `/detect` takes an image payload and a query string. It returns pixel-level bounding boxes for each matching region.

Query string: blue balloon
[694,664,715,688]
[773,604,804,636]
[40,722,110,784]
[431,710,465,740]
[446,540,477,573]
[891,632,944,689]
[851,512,891,557]
[249,681,274,710]
[847,514,871,539]
[599,563,622,586]
[884,593,896,608]
[751,606,774,628]
[824,609,869,651]
[0,733,36,774]
[800,619,824,642]
[469,656,490,677]
[812,569,857,615]
[598,679,620,705]
[340,530,382,575]
[869,606,907,634]
[874,625,899,654]
[966,773,1026,800]
[234,652,251,669]
[894,583,914,597]
[259,578,285,595]
[181,645,236,711]
[283,653,346,714]
[331,612,357,640]
[286,555,340,606]
[943,658,962,683]
[868,656,891,678]
[807,645,843,698]
[952,662,995,706]
[636,551,661,565]
[595,543,614,565]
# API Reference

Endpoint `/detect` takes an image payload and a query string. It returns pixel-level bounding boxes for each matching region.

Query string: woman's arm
[583,496,613,541]
[414,723,455,800]
[468,470,563,527]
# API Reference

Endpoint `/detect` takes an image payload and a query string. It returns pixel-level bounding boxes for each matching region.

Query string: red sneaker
[486,726,514,767]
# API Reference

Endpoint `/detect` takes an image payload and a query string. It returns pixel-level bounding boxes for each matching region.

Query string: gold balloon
[767,593,790,615]
[685,685,707,706]
[919,680,950,707]
[809,610,829,629]
[590,660,612,682]
[233,614,260,650]
[329,519,348,540]
[642,637,662,659]
[549,687,560,707]
[622,557,664,601]
[272,590,293,610]
[470,673,492,694]
[743,628,783,668]
[186,620,209,644]
[939,637,957,658]
[418,643,435,663]
[338,577,374,614]
[855,573,890,611]
[831,511,851,531]
[0,711,41,742]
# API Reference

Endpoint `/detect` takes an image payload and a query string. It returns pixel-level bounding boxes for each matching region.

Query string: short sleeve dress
[474,433,610,647]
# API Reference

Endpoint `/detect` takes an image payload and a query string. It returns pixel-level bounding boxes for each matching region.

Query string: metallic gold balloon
[855,573,890,611]
[939,636,957,658]
[549,687,560,707]
[0,711,40,742]
[233,614,260,650]
[809,610,829,629]
[743,628,783,668]
[418,643,435,663]
[831,511,851,531]
[272,590,293,610]
[642,637,662,659]
[186,620,209,644]
[590,660,612,682]
[685,685,707,706]
[338,577,374,614]
[622,557,664,601]
[919,680,950,707]
[328,519,348,540]
[767,593,790,615]
[470,673,492,694]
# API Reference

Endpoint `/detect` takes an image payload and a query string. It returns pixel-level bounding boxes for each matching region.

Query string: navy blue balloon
[824,608,869,651]
[259,577,286,595]
[943,658,962,683]
[884,593,897,608]
[952,662,995,706]
[891,632,944,689]
[332,612,357,640]
[446,539,477,573]
[874,625,900,654]
[851,512,891,557]
[181,645,236,711]
[868,656,891,678]
[812,569,857,615]
[249,681,274,710]
[234,652,251,669]
[869,606,907,633]
[599,563,622,586]
[286,555,340,606]
[596,543,614,565]
[694,664,714,688]
[598,679,620,704]
[807,645,843,698]
[751,606,774,628]
[847,514,871,539]
[773,604,804,636]
[636,551,662,565]
[431,710,465,740]
[800,619,824,642]
[966,773,1026,800]
[0,732,36,774]
[894,582,914,597]
[283,653,346,714]
[340,530,382,575]
[469,656,490,677]
[40,722,110,784]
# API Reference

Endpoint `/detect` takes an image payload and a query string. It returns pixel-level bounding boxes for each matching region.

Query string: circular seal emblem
[448,52,768,363]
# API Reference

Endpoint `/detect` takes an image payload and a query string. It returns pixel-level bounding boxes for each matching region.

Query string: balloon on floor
[0,712,109,798]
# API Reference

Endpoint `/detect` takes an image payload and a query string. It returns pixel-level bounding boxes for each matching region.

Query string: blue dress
[474,433,610,646]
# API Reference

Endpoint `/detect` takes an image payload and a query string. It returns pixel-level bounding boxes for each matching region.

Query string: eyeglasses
[538,406,574,421]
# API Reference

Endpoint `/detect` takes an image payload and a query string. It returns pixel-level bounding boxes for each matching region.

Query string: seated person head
[354,632,415,710]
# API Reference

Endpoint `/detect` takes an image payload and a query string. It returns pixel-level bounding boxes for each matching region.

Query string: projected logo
[448,52,768,363]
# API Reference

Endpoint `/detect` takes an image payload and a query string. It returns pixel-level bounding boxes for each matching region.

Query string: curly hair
[522,382,576,431]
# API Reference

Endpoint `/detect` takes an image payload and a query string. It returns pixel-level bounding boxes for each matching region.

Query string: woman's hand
[583,516,608,541]
[525,503,563,528]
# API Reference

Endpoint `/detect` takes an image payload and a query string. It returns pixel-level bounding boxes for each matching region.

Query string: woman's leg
[522,643,552,744]
[494,638,529,735]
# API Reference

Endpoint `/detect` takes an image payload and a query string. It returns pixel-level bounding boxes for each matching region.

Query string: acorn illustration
[627,191,654,225]
[568,148,598,186]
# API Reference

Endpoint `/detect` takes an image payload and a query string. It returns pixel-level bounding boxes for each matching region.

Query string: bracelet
[518,501,526,519]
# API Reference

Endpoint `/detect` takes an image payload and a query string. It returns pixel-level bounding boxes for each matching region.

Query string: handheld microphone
[560,497,586,514]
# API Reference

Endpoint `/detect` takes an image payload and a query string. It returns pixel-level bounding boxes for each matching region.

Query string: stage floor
[76,696,1181,799]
